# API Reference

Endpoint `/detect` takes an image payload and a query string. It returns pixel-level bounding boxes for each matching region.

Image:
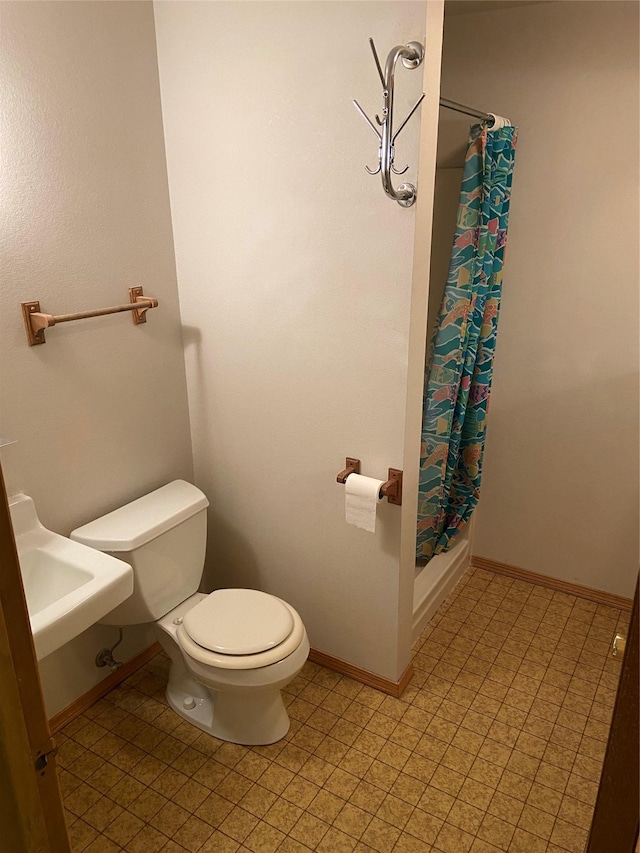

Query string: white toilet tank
[70,480,209,626]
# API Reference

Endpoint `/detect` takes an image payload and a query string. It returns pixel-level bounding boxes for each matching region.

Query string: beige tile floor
[56,568,629,853]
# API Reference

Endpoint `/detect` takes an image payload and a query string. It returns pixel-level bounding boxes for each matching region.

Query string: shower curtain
[416,122,517,562]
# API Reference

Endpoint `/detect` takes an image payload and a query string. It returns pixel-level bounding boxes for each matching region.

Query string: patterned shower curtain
[416,123,517,562]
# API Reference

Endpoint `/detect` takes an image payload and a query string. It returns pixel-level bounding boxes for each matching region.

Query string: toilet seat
[183,589,294,654]
[177,591,305,670]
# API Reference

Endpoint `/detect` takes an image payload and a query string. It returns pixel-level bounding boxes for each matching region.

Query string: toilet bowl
[71,480,309,745]
[156,592,309,744]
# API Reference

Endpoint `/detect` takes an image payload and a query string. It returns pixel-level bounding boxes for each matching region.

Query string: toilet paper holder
[336,458,403,506]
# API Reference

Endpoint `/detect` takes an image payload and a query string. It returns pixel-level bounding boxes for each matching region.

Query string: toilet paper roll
[345,473,384,533]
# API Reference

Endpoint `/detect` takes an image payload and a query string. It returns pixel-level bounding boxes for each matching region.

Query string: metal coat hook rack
[353,38,425,208]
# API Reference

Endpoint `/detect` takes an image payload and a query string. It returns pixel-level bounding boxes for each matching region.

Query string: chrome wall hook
[390,145,409,175]
[353,38,425,208]
[368,38,385,89]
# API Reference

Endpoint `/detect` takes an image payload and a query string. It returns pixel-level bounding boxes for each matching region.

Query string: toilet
[70,479,309,745]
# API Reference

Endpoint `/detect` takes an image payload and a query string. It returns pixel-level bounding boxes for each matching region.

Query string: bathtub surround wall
[0,1,193,715]
[154,1,431,683]
[439,1,639,599]
[399,0,448,654]
[426,168,463,347]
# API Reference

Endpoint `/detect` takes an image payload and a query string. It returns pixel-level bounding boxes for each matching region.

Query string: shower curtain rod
[440,97,493,122]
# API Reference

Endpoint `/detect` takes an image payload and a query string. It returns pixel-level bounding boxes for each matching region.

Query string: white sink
[9,494,133,660]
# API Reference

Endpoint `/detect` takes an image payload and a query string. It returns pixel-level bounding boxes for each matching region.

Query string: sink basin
[9,494,133,660]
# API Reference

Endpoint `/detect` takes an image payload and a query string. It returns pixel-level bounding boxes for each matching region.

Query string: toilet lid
[182,588,295,655]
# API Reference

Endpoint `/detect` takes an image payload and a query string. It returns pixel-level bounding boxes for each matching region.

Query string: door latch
[34,745,57,775]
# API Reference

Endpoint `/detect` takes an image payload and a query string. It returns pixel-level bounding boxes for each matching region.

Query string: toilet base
[164,672,290,745]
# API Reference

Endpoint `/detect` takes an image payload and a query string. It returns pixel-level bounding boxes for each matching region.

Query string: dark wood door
[0,464,70,852]
[587,575,639,853]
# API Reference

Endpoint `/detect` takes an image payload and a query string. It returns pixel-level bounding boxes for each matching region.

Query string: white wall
[441,1,639,597]
[155,1,428,681]
[0,1,193,714]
